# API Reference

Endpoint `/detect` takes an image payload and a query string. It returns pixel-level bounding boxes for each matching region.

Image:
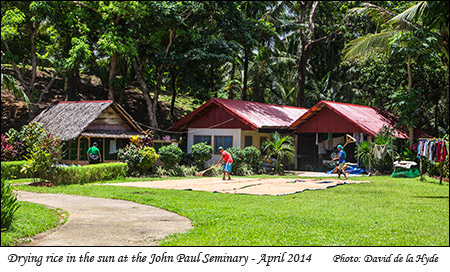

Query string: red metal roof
[291,100,430,139]
[170,98,308,131]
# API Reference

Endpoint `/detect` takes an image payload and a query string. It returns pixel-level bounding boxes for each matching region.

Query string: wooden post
[77,136,80,164]
[68,141,72,163]
[420,158,423,181]
[391,141,394,172]
[103,137,106,163]
[439,142,444,185]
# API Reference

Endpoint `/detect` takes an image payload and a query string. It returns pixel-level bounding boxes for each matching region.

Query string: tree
[291,1,340,107]
[1,2,59,118]
[343,1,449,143]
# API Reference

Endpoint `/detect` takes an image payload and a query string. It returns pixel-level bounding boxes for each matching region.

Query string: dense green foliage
[158,144,183,169]
[1,161,31,180]
[1,161,127,184]
[15,175,449,246]
[1,179,20,231]
[2,122,63,181]
[156,164,200,178]
[1,1,448,137]
[225,146,245,174]
[190,142,213,168]
[242,146,262,173]
[117,144,159,176]
[262,132,296,173]
[52,163,128,185]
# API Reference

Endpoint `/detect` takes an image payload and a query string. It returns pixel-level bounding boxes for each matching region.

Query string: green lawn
[12,175,450,246]
[1,201,67,246]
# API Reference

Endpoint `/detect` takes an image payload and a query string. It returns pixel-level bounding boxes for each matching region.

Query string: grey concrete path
[17,191,192,246]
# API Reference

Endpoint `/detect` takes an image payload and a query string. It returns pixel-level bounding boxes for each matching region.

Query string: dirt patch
[28,181,58,187]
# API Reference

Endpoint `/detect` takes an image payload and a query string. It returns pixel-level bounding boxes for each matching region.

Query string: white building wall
[188,128,241,165]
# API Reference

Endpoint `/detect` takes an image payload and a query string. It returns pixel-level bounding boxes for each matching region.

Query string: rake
[195,165,216,177]
[330,134,357,159]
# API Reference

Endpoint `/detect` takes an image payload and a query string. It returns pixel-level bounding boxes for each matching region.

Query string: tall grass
[1,179,20,230]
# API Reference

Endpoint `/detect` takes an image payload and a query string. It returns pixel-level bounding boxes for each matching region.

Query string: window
[244,136,253,147]
[214,136,233,153]
[194,135,211,145]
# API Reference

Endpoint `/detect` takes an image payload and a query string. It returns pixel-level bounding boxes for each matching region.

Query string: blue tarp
[326,165,366,175]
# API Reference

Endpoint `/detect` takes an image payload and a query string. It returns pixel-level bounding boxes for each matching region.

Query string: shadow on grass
[413,196,449,199]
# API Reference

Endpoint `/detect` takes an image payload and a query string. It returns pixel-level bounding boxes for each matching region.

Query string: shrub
[117,144,159,176]
[225,146,244,175]
[5,122,46,161]
[158,144,183,169]
[140,146,159,170]
[355,140,374,169]
[118,144,142,175]
[52,163,128,185]
[1,179,20,231]
[242,146,261,172]
[1,134,20,161]
[226,146,244,167]
[21,130,63,182]
[1,161,31,180]
[190,142,213,168]
[262,132,295,174]
[156,165,199,177]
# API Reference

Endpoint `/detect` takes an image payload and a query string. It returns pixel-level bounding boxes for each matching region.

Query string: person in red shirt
[215,146,233,180]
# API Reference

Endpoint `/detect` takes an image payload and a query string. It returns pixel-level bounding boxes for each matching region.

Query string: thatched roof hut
[32,100,145,164]
[33,100,145,141]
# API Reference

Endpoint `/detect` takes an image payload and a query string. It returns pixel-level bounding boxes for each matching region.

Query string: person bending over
[215,146,233,180]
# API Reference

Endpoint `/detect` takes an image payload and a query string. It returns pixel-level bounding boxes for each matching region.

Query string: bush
[1,161,31,180]
[158,144,183,169]
[140,146,159,170]
[242,146,261,172]
[5,122,47,161]
[226,146,244,171]
[21,129,63,182]
[190,142,213,168]
[156,165,199,177]
[117,144,159,176]
[1,134,20,161]
[355,140,374,169]
[51,163,128,185]
[1,179,20,231]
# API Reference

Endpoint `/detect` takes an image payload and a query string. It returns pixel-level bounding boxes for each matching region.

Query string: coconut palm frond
[349,3,395,25]
[387,1,427,31]
[342,30,398,61]
[1,73,31,107]
[389,1,428,26]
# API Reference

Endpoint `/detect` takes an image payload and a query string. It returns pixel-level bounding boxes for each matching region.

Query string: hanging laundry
[416,139,448,163]
[332,136,345,148]
[318,141,327,155]
[373,144,388,160]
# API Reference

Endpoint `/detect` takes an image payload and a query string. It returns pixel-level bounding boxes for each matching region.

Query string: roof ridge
[213,97,308,110]
[58,100,113,104]
[321,100,373,109]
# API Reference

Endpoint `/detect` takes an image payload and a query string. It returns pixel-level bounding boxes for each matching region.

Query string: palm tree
[1,73,31,108]
[262,132,295,174]
[342,1,449,147]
